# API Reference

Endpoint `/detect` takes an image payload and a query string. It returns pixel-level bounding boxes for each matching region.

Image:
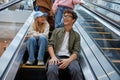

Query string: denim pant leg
[55,6,72,28]
[47,64,59,80]
[55,6,63,28]
[27,36,37,62]
[68,60,83,80]
[37,36,48,61]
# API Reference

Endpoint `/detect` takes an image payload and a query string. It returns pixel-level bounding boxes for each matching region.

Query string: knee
[47,65,58,74]
[39,36,47,41]
[28,37,36,42]
[27,36,36,43]
[70,67,80,74]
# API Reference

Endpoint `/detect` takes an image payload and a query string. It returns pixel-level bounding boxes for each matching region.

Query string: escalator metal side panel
[80,50,96,80]
[74,27,97,80]
[3,43,26,80]
[75,21,109,80]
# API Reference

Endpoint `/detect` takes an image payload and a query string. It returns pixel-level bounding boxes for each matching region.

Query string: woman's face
[37,16,46,23]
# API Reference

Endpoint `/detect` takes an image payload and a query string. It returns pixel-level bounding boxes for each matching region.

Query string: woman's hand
[33,32,39,38]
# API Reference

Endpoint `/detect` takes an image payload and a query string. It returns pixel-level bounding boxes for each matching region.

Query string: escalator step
[15,65,47,80]
[21,64,46,69]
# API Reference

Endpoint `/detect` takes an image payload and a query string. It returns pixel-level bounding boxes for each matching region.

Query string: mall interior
[0,0,120,80]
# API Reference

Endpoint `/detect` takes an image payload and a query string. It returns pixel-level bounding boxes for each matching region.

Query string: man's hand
[58,59,71,69]
[49,57,59,65]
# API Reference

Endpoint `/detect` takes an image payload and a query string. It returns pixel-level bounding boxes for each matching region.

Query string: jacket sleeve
[48,29,57,47]
[72,33,80,56]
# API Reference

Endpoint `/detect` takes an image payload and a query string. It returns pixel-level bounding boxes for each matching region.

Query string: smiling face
[63,13,75,26]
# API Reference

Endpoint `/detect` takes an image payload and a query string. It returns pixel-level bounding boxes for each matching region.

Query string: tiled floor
[0,40,11,56]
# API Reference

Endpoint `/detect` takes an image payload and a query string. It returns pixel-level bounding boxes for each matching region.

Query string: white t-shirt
[57,32,70,57]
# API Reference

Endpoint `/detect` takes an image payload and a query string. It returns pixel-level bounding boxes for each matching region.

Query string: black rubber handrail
[0,0,23,11]
[103,0,120,5]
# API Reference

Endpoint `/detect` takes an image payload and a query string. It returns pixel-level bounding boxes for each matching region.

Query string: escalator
[79,0,120,73]
[74,2,120,79]
[78,9,120,72]
[0,0,120,80]
[15,4,120,80]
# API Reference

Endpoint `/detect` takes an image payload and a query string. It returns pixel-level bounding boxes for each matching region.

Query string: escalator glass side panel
[0,0,33,11]
[93,0,120,13]
[77,9,120,73]
[84,2,120,25]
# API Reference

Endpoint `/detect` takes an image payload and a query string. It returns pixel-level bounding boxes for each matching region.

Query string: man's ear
[73,19,75,23]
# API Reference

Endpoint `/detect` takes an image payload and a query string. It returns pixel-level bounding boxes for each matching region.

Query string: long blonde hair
[33,19,46,33]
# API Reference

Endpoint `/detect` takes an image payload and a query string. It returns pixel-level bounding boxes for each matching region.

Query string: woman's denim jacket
[48,28,80,56]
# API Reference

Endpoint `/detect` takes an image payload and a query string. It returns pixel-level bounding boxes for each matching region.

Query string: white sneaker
[26,61,34,65]
[37,61,44,65]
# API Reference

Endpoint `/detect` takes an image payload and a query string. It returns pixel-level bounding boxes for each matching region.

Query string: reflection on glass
[85,2,120,25]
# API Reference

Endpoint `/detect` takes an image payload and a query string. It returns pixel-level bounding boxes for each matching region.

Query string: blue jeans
[27,36,48,62]
[55,6,72,28]
[47,57,83,80]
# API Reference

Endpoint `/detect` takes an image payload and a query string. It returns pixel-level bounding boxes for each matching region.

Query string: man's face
[63,13,75,26]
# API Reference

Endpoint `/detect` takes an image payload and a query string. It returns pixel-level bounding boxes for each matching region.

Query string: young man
[47,9,83,80]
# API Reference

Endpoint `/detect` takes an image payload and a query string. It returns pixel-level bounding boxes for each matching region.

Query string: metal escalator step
[15,64,47,80]
[89,32,111,34]
[81,22,99,24]
[112,60,120,63]
[21,64,46,69]
[101,47,120,50]
[83,26,104,29]
[94,38,119,41]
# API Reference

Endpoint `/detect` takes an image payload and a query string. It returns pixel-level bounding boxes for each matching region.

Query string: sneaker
[37,61,44,65]
[26,61,34,65]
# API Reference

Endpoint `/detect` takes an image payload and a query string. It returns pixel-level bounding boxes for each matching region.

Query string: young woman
[26,11,49,65]
[35,0,54,31]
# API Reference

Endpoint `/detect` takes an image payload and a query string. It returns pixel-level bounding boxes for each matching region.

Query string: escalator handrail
[80,4,120,34]
[0,11,34,79]
[85,1,120,16]
[0,0,23,11]
[103,0,120,5]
